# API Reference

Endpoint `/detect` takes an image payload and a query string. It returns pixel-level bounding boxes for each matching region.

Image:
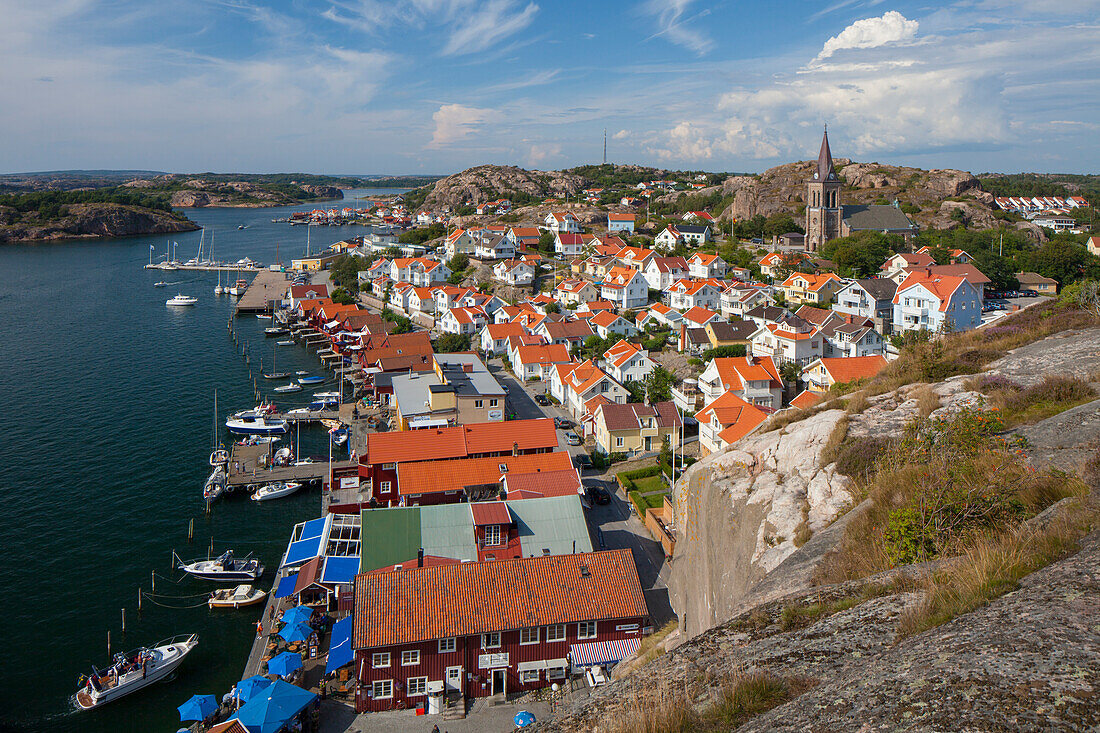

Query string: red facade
[353,618,645,713]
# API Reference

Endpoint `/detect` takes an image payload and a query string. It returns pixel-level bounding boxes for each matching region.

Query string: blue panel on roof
[282,537,323,568]
[321,556,360,585]
[301,517,328,540]
[274,574,298,599]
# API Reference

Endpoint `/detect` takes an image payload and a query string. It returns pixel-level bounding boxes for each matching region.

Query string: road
[490,361,675,625]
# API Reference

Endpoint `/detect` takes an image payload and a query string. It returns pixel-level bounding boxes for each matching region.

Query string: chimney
[513,441,520,457]
[417,548,424,567]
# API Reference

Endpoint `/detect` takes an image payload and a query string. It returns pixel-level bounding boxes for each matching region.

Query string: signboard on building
[339,476,360,489]
[487,410,503,421]
[478,653,509,669]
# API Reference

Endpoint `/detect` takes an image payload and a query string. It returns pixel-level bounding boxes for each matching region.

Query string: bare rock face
[669,409,854,636]
[925,199,999,231]
[421,165,586,208]
[1014,219,1049,243]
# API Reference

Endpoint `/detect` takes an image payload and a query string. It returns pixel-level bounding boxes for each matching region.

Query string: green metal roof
[419,503,478,563]
[509,495,593,557]
[360,507,422,572]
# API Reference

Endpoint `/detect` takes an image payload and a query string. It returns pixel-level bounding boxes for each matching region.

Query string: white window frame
[401,649,420,666]
[548,666,567,680]
[546,624,566,642]
[380,481,392,492]
[482,632,501,649]
[577,621,597,640]
[489,398,498,407]
[372,652,391,668]
[484,524,501,546]
[520,669,540,684]
[438,637,457,653]
[615,436,624,447]
[519,627,540,645]
[474,399,483,408]
[372,679,393,699]
[407,676,428,696]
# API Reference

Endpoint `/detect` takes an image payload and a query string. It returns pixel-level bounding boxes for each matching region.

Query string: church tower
[804,126,842,252]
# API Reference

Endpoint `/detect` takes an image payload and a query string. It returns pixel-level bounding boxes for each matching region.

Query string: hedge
[617,465,663,491]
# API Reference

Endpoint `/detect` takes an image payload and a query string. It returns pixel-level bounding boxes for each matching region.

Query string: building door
[445,666,462,692]
[491,668,506,696]
[644,436,652,452]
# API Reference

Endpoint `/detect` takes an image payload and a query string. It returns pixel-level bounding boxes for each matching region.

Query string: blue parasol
[276,621,313,643]
[178,693,218,721]
[266,651,303,677]
[280,605,313,625]
[235,674,273,704]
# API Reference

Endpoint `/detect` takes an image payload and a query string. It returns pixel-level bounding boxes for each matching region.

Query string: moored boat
[178,550,264,581]
[276,340,294,346]
[264,327,289,337]
[250,481,302,502]
[208,585,266,609]
[203,467,226,501]
[297,375,325,385]
[75,634,198,710]
[273,383,302,393]
[263,371,291,380]
[256,314,272,320]
[228,278,249,296]
[225,415,288,435]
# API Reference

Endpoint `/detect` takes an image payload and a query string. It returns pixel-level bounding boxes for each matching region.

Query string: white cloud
[613,129,631,140]
[816,11,918,61]
[429,104,500,147]
[642,0,713,55]
[527,142,562,166]
[441,0,538,55]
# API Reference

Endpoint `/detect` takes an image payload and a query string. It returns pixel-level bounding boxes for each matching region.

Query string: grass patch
[913,384,941,418]
[633,475,669,494]
[703,672,802,729]
[898,502,1099,636]
[814,406,1088,585]
[778,597,859,631]
[844,392,870,414]
[970,374,1096,427]
[634,619,678,666]
[629,490,667,515]
[819,414,850,466]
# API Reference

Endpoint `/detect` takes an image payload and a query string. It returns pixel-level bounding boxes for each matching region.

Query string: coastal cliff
[532,308,1100,732]
[123,177,342,207]
[0,202,198,243]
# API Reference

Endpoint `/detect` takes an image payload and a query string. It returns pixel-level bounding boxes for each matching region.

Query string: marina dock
[236,270,293,315]
[226,442,356,489]
[144,264,264,272]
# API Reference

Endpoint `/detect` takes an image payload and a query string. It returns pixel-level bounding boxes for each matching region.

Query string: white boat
[209,584,266,609]
[313,391,340,399]
[75,634,198,710]
[154,281,168,288]
[166,294,198,306]
[225,415,288,435]
[178,550,264,581]
[203,467,226,501]
[239,435,281,446]
[271,447,293,466]
[256,314,272,320]
[228,278,249,296]
[273,383,302,393]
[287,407,311,416]
[251,481,302,502]
[276,340,294,346]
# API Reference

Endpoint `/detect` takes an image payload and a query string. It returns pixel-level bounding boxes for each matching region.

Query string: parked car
[535,393,550,405]
[585,483,612,505]
[573,453,591,469]
[565,432,582,446]
[554,417,573,429]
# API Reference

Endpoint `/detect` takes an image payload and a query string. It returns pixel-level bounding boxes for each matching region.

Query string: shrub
[833,436,891,480]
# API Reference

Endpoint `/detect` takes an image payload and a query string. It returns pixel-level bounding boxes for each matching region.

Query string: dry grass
[604,670,805,733]
[844,391,871,414]
[913,384,941,418]
[634,619,678,666]
[898,502,1100,636]
[819,414,850,466]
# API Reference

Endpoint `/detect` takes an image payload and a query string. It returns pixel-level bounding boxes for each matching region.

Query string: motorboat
[309,397,338,411]
[256,314,272,320]
[210,448,229,467]
[225,415,288,435]
[231,402,277,418]
[228,278,249,296]
[313,391,340,399]
[271,447,293,466]
[203,467,226,501]
[273,383,302,393]
[166,294,198,306]
[250,481,302,502]
[178,550,264,581]
[333,431,348,447]
[239,435,280,446]
[209,585,266,609]
[287,407,311,416]
[238,224,246,230]
[276,340,294,346]
[263,371,291,380]
[264,327,289,337]
[154,281,168,288]
[295,370,309,376]
[75,634,198,710]
[298,375,325,385]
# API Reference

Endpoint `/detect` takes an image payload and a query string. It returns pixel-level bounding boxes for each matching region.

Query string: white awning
[517,658,568,672]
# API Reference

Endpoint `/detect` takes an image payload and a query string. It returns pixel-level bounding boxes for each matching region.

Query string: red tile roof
[813,355,888,384]
[789,390,823,410]
[364,418,557,465]
[516,343,571,366]
[504,468,583,499]
[352,549,648,649]
[696,391,768,445]
[397,451,575,496]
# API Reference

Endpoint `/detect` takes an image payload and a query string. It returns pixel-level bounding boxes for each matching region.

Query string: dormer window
[484,524,501,546]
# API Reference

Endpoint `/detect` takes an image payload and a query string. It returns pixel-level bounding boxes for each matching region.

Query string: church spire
[816,125,836,181]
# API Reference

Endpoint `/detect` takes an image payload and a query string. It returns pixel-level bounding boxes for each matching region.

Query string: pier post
[138,588,142,613]
[189,518,194,542]
[152,569,156,593]
[121,608,125,635]
[107,631,110,657]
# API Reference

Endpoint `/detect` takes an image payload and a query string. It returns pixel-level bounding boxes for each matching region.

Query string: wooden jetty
[236,270,293,315]
[144,264,264,272]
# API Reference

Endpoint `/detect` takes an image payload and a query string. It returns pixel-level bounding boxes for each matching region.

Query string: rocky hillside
[532,314,1100,732]
[122,176,341,207]
[416,165,588,208]
[0,202,198,243]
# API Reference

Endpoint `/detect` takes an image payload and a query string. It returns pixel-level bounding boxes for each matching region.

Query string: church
[803,128,918,252]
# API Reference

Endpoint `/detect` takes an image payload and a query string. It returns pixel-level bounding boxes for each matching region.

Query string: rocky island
[0,190,199,244]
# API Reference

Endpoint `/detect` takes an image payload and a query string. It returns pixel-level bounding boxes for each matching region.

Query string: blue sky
[1,0,1098,175]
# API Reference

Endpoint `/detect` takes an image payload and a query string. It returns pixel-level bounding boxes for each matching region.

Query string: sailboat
[203,390,227,501]
[262,345,290,380]
[215,268,224,296]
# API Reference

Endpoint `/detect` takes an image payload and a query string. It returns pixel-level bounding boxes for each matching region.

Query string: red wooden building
[356,418,559,507]
[351,549,648,712]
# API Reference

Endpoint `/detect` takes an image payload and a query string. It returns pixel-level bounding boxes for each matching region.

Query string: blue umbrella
[277,621,313,643]
[230,679,318,733]
[514,710,537,727]
[266,651,303,677]
[235,675,273,704]
[178,694,218,722]
[280,605,313,625]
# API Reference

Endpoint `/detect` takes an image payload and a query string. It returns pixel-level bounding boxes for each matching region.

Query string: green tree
[624,380,647,403]
[538,231,556,253]
[435,333,471,353]
[779,360,802,384]
[1025,239,1092,286]
[447,252,469,272]
[818,230,898,278]
[329,254,366,290]
[644,366,675,403]
[331,287,357,305]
